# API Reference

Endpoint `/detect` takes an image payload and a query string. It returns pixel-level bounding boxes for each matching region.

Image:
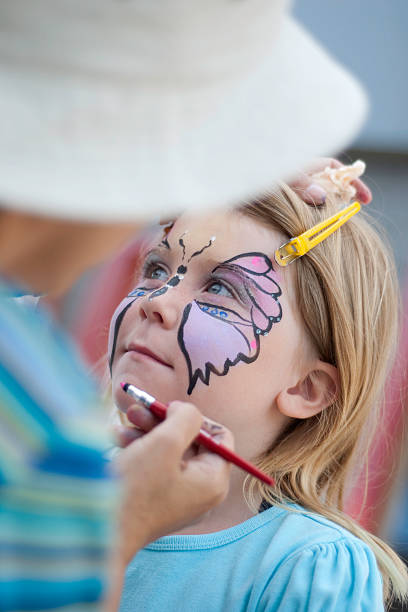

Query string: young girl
[108,166,408,610]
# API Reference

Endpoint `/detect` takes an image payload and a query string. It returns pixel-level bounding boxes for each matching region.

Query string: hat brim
[0,17,367,222]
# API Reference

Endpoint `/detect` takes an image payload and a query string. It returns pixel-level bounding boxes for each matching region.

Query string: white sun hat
[0,0,367,222]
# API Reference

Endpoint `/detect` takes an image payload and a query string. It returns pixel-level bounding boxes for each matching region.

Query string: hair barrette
[274,200,361,267]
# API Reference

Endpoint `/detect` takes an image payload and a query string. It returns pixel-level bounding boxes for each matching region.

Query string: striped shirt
[0,280,116,611]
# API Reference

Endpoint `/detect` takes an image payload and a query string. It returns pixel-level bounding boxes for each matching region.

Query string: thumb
[136,401,204,463]
[155,400,204,454]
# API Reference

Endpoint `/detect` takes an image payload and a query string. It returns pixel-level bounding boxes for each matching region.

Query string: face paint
[159,221,174,250]
[149,233,216,301]
[108,231,217,370]
[108,286,154,372]
[177,252,282,395]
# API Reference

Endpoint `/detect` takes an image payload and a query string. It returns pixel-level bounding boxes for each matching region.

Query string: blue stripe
[0,578,104,611]
[0,505,107,529]
[0,542,105,558]
[0,291,98,422]
[0,281,112,610]
[0,360,55,431]
[34,436,110,479]
[0,362,108,478]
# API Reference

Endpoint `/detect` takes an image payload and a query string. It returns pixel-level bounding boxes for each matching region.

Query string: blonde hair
[241,185,408,604]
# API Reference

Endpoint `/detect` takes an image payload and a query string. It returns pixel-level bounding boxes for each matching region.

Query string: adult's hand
[288,158,372,206]
[106,401,232,610]
[114,400,232,559]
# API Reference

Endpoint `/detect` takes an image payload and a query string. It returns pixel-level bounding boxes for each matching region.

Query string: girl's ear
[276,361,338,419]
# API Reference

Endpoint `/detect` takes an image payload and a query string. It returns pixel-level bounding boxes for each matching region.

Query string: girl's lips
[126,344,173,368]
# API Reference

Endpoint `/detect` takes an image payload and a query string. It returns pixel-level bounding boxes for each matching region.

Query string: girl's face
[110,211,309,459]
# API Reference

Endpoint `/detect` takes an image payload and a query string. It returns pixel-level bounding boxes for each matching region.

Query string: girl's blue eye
[207,281,233,298]
[146,263,169,282]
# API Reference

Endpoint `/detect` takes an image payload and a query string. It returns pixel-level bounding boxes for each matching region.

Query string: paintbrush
[121,382,275,487]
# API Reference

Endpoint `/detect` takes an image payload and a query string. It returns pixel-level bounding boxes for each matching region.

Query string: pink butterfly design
[178,252,282,394]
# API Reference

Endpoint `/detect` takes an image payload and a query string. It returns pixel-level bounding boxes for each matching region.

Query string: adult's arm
[106,400,233,611]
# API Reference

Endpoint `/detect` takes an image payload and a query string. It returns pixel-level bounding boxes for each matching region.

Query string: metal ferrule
[126,384,155,407]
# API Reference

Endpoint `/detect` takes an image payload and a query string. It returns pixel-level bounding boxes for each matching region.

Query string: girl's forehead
[168,212,282,259]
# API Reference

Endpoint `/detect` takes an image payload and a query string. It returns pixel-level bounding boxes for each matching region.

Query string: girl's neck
[172,468,260,536]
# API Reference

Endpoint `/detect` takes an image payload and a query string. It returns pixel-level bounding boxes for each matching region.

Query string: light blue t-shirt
[121,505,383,611]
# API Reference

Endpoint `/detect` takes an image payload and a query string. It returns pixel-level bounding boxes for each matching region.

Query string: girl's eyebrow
[133,246,168,279]
[211,262,257,289]
[160,236,171,250]
[213,262,247,278]
[143,245,170,260]
[209,263,258,304]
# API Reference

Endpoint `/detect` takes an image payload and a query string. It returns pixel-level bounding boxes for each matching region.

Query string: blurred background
[294,0,408,273]
[294,2,408,609]
[54,1,408,607]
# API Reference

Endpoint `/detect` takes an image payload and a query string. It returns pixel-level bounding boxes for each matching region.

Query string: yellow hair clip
[275,201,361,267]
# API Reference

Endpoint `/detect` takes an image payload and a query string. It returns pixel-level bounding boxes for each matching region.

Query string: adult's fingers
[288,158,339,204]
[191,424,234,462]
[187,425,233,508]
[155,401,204,455]
[201,416,225,435]
[118,401,204,470]
[289,158,372,206]
[288,176,327,205]
[126,404,160,432]
[352,178,372,204]
[124,400,233,476]
[316,158,371,204]
[112,424,145,448]
[201,416,232,444]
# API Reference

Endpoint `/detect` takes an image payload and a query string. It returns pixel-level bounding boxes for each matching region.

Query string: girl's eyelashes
[141,253,170,283]
[205,274,251,305]
[206,279,234,298]
[148,263,169,282]
[138,253,254,306]
[208,267,253,304]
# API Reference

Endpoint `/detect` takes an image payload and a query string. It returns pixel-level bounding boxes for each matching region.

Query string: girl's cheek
[108,288,151,368]
[108,297,134,359]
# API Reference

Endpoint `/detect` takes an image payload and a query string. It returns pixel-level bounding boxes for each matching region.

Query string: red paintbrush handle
[196,428,274,486]
[149,400,274,487]
[121,384,274,487]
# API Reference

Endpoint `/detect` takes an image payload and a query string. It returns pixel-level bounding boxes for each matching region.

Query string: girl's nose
[138,289,182,330]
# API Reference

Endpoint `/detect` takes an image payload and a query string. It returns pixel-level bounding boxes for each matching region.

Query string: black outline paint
[159,221,174,250]
[188,237,216,262]
[179,234,187,261]
[149,233,216,302]
[177,252,283,395]
[108,286,154,372]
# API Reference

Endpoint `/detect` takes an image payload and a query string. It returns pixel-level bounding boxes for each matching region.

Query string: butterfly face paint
[108,231,217,371]
[108,286,155,372]
[148,232,216,301]
[178,252,282,395]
